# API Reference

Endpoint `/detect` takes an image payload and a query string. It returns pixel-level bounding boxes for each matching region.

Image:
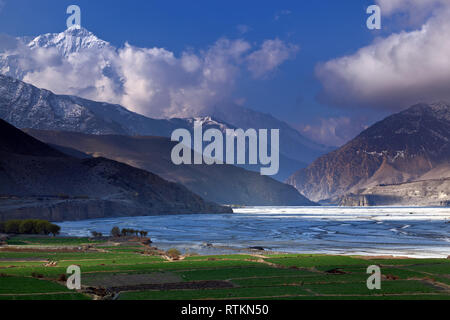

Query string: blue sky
[1,0,445,146]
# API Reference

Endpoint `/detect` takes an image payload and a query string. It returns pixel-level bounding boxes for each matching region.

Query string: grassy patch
[0,237,448,300]
[265,255,370,268]
[6,236,105,246]
[0,276,70,294]
[178,266,314,282]
[118,285,310,300]
[232,273,368,287]
[0,293,90,300]
[304,280,435,295]
[405,264,450,275]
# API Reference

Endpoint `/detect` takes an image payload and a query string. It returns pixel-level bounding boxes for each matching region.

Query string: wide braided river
[58,206,450,258]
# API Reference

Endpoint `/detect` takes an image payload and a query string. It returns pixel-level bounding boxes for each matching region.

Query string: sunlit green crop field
[0,236,449,300]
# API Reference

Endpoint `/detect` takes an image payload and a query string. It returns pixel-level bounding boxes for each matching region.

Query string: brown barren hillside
[287,103,450,202]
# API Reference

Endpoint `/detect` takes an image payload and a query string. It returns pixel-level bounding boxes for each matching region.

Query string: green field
[0,236,449,300]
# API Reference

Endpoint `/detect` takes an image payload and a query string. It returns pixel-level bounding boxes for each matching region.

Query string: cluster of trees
[0,219,60,236]
[90,231,103,237]
[110,226,148,238]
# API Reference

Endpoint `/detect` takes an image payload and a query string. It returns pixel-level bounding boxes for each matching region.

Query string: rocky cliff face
[287,103,450,202]
[0,119,231,221]
[337,178,450,207]
[338,195,400,207]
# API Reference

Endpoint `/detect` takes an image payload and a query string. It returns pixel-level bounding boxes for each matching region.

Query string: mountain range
[1,27,449,209]
[24,129,315,206]
[287,102,450,206]
[0,74,314,181]
[0,27,330,180]
[0,118,232,222]
[0,75,314,207]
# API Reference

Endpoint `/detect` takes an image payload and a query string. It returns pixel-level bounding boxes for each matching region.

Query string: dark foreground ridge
[0,119,232,221]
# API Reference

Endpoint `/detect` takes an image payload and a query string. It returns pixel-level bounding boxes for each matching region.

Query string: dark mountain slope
[0,119,231,221]
[0,116,65,157]
[25,129,316,206]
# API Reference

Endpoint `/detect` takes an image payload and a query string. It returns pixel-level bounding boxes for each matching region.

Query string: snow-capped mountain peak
[190,116,235,131]
[27,26,110,57]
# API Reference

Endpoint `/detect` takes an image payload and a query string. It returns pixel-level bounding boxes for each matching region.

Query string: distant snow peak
[192,116,232,130]
[171,122,280,176]
[27,27,110,57]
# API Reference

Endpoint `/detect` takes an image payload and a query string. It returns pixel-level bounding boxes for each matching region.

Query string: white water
[57,206,450,258]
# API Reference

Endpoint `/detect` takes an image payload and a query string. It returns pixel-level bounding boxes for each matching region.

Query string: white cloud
[1,29,297,119]
[376,0,449,26]
[247,39,299,79]
[377,0,447,16]
[22,45,123,106]
[117,39,250,117]
[317,4,450,110]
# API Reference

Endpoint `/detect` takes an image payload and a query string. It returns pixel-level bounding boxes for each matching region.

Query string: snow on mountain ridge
[0,27,114,83]
[0,74,238,137]
[190,116,236,132]
[27,26,111,57]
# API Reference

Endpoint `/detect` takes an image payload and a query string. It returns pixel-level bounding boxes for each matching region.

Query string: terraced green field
[0,237,449,300]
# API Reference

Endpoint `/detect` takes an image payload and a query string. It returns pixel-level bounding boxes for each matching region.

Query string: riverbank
[57,206,450,258]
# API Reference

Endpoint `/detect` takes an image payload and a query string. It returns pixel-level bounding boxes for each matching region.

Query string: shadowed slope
[0,119,231,221]
[25,129,316,206]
